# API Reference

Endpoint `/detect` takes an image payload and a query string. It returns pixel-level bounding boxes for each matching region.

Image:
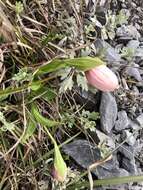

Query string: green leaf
[36,59,67,75]
[67,57,105,71]
[0,85,28,98]
[42,88,56,100]
[32,104,60,127]
[30,81,42,91]
[34,87,57,102]
[0,94,9,102]
[36,57,105,75]
[21,119,36,143]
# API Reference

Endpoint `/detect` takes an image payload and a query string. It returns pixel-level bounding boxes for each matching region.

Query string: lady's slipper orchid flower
[85,65,119,92]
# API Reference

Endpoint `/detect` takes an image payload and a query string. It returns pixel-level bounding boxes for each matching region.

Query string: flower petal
[85,65,119,92]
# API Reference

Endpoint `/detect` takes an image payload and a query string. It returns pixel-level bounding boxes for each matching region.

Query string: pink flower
[85,65,119,92]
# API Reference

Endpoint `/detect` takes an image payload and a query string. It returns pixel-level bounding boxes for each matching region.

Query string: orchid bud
[85,65,119,92]
[53,143,67,182]
[52,166,67,182]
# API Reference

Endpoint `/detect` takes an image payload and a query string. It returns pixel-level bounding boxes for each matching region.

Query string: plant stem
[68,175,143,189]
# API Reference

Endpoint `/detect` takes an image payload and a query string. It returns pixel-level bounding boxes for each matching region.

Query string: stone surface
[126,63,142,82]
[95,129,115,149]
[136,113,143,126]
[114,111,129,131]
[94,156,129,179]
[116,25,141,39]
[118,144,135,160]
[127,40,140,49]
[120,130,136,146]
[135,47,143,57]
[121,157,137,174]
[94,39,121,63]
[62,139,101,169]
[63,139,129,179]
[128,118,141,130]
[100,92,118,134]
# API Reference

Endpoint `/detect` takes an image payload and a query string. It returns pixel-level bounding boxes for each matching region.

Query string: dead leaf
[0,48,5,83]
[0,4,16,42]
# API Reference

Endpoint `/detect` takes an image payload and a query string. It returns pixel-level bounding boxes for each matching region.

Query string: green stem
[68,175,143,189]
[42,125,56,144]
[33,131,81,165]
[0,76,55,97]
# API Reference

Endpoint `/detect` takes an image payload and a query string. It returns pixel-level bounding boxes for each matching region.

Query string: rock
[95,129,115,149]
[114,111,129,131]
[121,157,137,174]
[132,86,140,95]
[94,183,129,190]
[129,183,143,190]
[127,40,140,49]
[94,39,121,63]
[62,140,101,169]
[63,140,128,179]
[135,47,143,57]
[100,92,118,134]
[118,168,130,177]
[118,143,135,160]
[126,63,142,82]
[95,165,129,179]
[136,113,143,126]
[120,130,136,146]
[94,156,129,179]
[116,25,141,39]
[126,40,140,59]
[128,118,141,130]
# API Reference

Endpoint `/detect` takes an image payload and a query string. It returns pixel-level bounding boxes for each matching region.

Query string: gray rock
[128,118,141,130]
[129,184,143,190]
[126,64,142,82]
[136,113,143,126]
[95,166,129,179]
[94,183,129,190]
[63,140,128,179]
[118,168,130,177]
[94,156,129,179]
[100,92,118,134]
[114,111,129,131]
[135,47,143,57]
[95,129,115,149]
[62,139,101,169]
[118,144,135,160]
[94,39,121,63]
[127,40,140,49]
[121,157,137,174]
[116,25,141,39]
[121,130,136,146]
[126,40,140,58]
